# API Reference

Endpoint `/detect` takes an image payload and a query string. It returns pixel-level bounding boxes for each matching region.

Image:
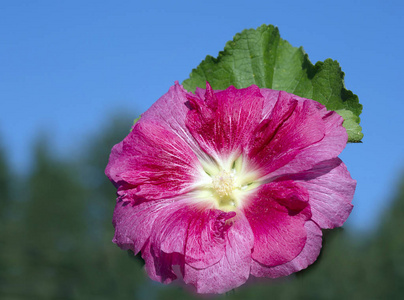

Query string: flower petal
[149,200,234,269]
[247,91,326,176]
[140,82,207,159]
[259,88,280,120]
[142,239,181,284]
[243,181,311,267]
[112,198,173,254]
[105,140,128,188]
[183,213,254,294]
[186,84,264,161]
[251,220,322,277]
[106,121,202,200]
[269,104,348,178]
[292,158,356,228]
[185,209,236,269]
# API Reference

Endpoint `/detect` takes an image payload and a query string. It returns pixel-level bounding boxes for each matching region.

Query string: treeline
[0,117,403,299]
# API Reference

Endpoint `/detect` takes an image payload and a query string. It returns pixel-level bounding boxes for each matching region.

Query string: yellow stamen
[212,170,235,198]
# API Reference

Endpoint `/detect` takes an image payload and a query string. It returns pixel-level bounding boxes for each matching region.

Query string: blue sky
[1,0,403,231]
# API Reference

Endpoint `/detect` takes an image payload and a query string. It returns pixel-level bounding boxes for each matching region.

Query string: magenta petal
[142,240,180,284]
[183,213,254,294]
[186,84,264,159]
[185,210,236,268]
[268,103,348,178]
[251,220,322,278]
[294,158,356,228]
[148,201,191,257]
[150,201,234,269]
[140,82,206,158]
[106,121,201,200]
[259,88,280,120]
[247,92,325,175]
[105,141,127,188]
[112,198,172,255]
[244,181,311,267]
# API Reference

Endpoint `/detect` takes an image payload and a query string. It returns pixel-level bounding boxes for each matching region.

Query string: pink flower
[105,82,356,294]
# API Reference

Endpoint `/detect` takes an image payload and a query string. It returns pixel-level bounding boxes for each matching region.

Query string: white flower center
[194,155,260,212]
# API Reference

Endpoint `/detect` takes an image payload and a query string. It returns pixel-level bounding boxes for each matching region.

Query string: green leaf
[182,24,363,142]
[336,109,364,143]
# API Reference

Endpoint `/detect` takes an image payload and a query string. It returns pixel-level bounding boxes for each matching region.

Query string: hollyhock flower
[105,82,356,294]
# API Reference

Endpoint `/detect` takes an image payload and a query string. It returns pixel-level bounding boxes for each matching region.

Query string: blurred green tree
[361,176,404,299]
[0,142,12,294]
[0,142,9,218]
[19,137,87,298]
